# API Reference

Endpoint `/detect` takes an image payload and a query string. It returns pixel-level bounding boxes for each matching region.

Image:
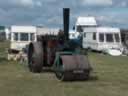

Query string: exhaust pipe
[63,8,70,41]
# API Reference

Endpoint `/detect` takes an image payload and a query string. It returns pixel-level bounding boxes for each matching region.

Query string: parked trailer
[82,27,123,52]
[70,17,123,56]
[27,8,92,81]
[8,26,37,60]
[71,16,97,40]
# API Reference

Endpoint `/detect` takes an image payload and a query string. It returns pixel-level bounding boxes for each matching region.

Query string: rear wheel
[28,42,43,73]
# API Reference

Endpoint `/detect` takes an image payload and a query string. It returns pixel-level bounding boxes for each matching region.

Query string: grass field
[0,41,128,96]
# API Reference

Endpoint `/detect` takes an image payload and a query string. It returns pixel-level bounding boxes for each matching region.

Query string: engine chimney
[63,8,70,41]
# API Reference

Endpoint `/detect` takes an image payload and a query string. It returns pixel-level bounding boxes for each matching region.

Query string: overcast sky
[0,0,128,29]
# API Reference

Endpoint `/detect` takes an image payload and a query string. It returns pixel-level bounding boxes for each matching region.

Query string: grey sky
[0,0,128,29]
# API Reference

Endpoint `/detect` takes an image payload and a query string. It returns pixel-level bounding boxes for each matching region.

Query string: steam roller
[27,8,92,81]
[54,52,91,81]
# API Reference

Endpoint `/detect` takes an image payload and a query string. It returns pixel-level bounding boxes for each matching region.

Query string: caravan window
[14,33,18,41]
[93,33,96,40]
[114,33,120,42]
[77,26,83,32]
[20,33,29,41]
[99,33,104,42]
[30,33,35,41]
[84,33,86,38]
[106,34,114,42]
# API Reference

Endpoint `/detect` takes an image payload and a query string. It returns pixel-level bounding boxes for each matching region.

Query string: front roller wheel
[28,42,43,73]
[55,71,74,81]
[55,58,74,81]
[56,71,91,81]
[54,53,92,81]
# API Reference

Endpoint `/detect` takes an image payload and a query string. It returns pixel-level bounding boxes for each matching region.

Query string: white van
[82,27,123,52]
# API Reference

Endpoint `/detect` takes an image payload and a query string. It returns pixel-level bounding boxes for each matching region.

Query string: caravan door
[83,32,98,50]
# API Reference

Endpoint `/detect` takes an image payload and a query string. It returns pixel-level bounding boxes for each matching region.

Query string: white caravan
[76,17,97,27]
[70,17,123,55]
[82,27,123,52]
[70,16,97,39]
[36,27,59,36]
[75,17,97,33]
[10,26,37,51]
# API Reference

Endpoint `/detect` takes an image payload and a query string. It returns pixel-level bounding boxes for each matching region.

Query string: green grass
[0,41,128,96]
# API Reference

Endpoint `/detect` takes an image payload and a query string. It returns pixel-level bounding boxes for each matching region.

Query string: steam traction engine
[27,8,92,81]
